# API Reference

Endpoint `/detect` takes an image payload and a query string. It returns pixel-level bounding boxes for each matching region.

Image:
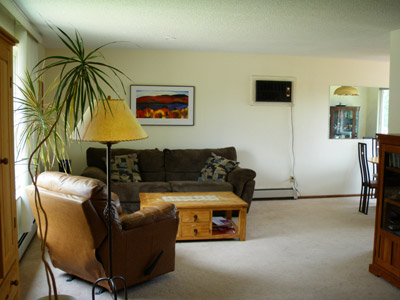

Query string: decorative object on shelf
[333,86,360,96]
[130,85,195,126]
[18,26,129,300]
[73,98,148,299]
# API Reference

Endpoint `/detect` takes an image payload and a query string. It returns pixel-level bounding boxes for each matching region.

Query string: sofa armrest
[226,167,256,196]
[120,203,177,230]
[81,166,107,183]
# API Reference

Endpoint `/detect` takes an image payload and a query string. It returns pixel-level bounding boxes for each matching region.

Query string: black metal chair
[358,142,378,214]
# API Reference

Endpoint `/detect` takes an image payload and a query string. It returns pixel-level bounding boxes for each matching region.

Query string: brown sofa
[26,171,179,291]
[81,146,256,213]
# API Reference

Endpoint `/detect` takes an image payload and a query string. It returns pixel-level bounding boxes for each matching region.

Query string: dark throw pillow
[110,153,142,183]
[198,152,239,182]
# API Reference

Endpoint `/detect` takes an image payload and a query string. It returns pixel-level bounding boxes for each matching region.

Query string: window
[377,88,389,134]
[13,45,28,201]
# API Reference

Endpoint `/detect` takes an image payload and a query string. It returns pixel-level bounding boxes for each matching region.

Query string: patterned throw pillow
[198,152,239,182]
[110,154,142,182]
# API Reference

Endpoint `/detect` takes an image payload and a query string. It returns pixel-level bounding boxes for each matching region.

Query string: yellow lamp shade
[334,86,359,96]
[72,98,148,143]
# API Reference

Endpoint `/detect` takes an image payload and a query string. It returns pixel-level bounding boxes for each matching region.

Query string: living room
[1,0,400,299]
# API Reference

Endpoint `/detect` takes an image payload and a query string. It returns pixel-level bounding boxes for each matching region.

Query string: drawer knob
[194,229,198,235]
[11,279,19,286]
[0,158,9,165]
[194,215,198,221]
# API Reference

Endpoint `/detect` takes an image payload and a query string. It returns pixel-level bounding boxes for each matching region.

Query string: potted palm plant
[16,27,129,300]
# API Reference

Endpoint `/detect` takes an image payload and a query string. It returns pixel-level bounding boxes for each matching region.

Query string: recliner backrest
[26,171,110,282]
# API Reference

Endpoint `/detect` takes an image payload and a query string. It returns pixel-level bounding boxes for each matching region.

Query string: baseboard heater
[18,220,37,260]
[253,188,298,200]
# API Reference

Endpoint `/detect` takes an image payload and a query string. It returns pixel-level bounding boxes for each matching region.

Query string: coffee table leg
[238,207,247,241]
[225,210,233,220]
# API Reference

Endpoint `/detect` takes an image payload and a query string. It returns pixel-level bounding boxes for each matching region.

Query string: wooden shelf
[384,198,400,207]
[385,166,400,174]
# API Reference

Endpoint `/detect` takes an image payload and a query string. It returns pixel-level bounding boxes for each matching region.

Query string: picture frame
[130,85,195,126]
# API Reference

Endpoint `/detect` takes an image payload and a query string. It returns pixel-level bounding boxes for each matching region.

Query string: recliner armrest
[120,203,177,230]
[81,166,107,183]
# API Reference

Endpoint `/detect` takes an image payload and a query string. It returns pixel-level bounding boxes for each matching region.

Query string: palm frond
[15,70,69,172]
[33,27,130,134]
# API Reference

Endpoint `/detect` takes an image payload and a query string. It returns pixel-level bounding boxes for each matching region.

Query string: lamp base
[37,295,77,300]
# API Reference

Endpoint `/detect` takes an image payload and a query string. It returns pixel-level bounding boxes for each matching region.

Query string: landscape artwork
[131,85,195,125]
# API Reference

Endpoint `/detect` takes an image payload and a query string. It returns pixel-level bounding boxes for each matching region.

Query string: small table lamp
[73,97,148,299]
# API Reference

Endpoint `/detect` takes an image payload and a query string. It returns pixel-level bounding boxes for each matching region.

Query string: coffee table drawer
[180,210,210,223]
[181,223,210,237]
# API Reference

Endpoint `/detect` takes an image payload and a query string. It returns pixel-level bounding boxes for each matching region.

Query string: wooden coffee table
[140,191,248,241]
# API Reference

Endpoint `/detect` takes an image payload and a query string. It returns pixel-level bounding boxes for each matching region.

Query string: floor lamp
[73,98,148,299]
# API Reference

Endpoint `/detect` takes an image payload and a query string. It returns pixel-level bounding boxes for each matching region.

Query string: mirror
[329,86,389,139]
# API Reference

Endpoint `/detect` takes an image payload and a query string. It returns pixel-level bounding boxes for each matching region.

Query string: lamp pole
[92,142,127,300]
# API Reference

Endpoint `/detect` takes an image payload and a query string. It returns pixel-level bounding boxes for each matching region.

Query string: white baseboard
[253,188,297,199]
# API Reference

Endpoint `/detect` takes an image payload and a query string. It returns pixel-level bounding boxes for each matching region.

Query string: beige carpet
[19,197,400,300]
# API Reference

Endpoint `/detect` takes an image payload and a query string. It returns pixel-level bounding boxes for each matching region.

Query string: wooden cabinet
[329,106,360,139]
[0,27,20,299]
[369,134,400,288]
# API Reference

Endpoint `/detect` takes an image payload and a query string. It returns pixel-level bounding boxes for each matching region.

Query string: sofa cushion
[198,153,239,182]
[86,147,166,182]
[111,154,142,183]
[164,147,237,181]
[169,181,233,193]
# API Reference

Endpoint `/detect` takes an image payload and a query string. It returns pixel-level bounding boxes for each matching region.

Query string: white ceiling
[12,0,400,61]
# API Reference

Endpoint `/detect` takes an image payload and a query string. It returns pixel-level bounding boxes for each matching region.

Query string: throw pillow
[110,154,142,183]
[198,152,239,182]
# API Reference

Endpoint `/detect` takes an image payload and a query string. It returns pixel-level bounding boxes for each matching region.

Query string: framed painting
[130,85,195,125]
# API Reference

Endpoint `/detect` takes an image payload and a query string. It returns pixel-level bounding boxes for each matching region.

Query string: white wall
[0,5,14,33]
[365,88,379,137]
[389,29,400,133]
[46,48,389,196]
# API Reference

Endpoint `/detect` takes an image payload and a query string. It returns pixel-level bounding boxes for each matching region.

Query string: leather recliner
[26,171,179,291]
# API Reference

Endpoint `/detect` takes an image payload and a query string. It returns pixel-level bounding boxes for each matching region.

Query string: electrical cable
[290,101,300,198]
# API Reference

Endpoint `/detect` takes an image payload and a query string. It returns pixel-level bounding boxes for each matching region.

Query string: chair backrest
[26,171,109,282]
[358,142,371,185]
[371,137,379,174]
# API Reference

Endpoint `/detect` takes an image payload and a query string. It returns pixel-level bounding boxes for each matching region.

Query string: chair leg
[359,186,365,212]
[361,186,368,214]
[365,187,371,215]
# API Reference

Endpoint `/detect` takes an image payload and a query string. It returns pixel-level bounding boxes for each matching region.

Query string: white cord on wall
[290,102,300,199]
